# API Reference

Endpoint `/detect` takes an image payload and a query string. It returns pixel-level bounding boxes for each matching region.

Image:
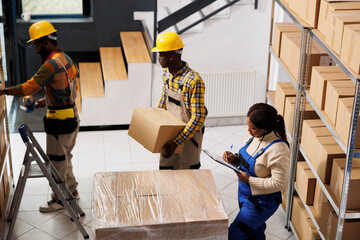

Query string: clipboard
[202,149,241,173]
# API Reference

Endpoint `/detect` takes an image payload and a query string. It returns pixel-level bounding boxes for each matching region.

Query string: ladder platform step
[120,31,151,63]
[28,162,50,178]
[100,47,128,81]
[79,62,105,98]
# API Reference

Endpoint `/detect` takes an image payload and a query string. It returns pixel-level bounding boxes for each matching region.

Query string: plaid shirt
[157,62,206,145]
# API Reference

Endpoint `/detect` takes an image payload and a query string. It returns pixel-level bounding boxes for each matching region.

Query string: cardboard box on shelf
[309,66,349,110]
[318,0,360,36]
[284,97,318,134]
[281,33,330,84]
[272,22,301,56]
[329,158,360,210]
[93,170,228,239]
[291,196,313,240]
[325,10,360,55]
[274,82,297,117]
[128,107,186,153]
[301,125,345,183]
[296,161,317,205]
[335,97,360,148]
[280,32,302,70]
[319,201,360,240]
[301,0,321,28]
[313,182,328,221]
[301,119,330,150]
[340,24,360,74]
[324,80,355,125]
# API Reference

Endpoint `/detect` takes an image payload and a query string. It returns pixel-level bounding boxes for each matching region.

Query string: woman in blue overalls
[223,103,290,239]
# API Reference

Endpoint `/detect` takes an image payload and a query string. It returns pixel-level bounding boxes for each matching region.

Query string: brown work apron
[159,71,204,170]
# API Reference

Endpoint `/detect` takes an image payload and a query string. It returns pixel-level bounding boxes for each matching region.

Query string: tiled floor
[6,125,296,239]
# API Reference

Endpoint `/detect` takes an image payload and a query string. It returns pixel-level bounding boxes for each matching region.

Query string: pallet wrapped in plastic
[93,169,228,239]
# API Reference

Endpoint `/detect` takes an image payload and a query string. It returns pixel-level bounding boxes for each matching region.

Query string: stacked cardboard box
[290,0,321,28]
[335,97,360,148]
[93,170,228,239]
[324,80,355,124]
[296,161,317,205]
[301,119,345,183]
[272,22,301,57]
[128,107,186,153]
[318,0,360,36]
[291,196,321,240]
[274,82,296,117]
[284,97,318,134]
[330,158,360,210]
[309,66,350,110]
[325,10,360,55]
[319,201,360,240]
[340,24,360,74]
[279,32,331,83]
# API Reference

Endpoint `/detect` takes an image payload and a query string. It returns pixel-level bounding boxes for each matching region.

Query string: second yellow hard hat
[151,32,184,52]
[27,20,57,43]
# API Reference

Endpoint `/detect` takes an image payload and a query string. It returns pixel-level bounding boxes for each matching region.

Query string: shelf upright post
[284,27,312,229]
[265,0,276,100]
[336,80,360,239]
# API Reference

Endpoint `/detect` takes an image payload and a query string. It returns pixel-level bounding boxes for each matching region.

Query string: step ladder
[5,124,89,239]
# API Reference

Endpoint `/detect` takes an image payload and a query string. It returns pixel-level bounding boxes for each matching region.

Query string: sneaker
[72,190,80,200]
[39,199,64,213]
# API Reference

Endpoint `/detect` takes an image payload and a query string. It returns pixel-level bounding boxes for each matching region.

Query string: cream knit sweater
[244,131,291,195]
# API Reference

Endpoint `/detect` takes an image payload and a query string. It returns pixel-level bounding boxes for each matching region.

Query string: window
[22,0,83,15]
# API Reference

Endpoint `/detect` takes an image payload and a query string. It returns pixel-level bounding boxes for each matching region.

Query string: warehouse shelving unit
[0,52,15,238]
[266,0,360,239]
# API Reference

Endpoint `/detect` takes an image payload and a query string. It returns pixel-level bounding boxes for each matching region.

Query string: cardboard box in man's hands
[128,107,186,153]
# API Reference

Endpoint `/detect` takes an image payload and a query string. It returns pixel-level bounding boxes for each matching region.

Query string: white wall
[151,1,273,108]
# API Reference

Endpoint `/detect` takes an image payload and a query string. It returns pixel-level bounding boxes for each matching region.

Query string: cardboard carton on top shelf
[274,82,297,117]
[128,107,186,153]
[340,24,360,74]
[284,97,318,134]
[309,66,349,110]
[272,22,301,57]
[325,10,360,55]
[330,158,360,210]
[296,161,317,205]
[318,0,360,36]
[319,201,360,240]
[300,0,322,28]
[324,80,355,125]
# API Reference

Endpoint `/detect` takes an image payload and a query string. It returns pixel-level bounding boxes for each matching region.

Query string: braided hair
[247,103,287,141]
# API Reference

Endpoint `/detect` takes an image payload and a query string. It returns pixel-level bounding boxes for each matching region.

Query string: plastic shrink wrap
[93,169,228,239]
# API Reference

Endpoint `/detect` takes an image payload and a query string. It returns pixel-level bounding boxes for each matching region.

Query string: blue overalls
[229,137,289,240]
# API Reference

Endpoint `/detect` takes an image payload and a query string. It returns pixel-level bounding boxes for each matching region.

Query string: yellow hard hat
[151,32,184,52]
[27,20,57,43]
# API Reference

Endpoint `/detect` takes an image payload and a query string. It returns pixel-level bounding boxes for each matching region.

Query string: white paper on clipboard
[202,149,240,173]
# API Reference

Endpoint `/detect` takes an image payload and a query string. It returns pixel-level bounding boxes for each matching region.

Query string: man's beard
[38,47,49,63]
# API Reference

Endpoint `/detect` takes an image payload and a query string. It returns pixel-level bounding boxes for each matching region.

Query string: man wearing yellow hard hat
[152,32,207,170]
[0,21,80,212]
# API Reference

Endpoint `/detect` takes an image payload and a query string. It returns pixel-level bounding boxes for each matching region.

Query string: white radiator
[201,71,256,117]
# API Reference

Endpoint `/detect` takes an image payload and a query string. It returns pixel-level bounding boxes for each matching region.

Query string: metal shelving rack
[266,0,360,239]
